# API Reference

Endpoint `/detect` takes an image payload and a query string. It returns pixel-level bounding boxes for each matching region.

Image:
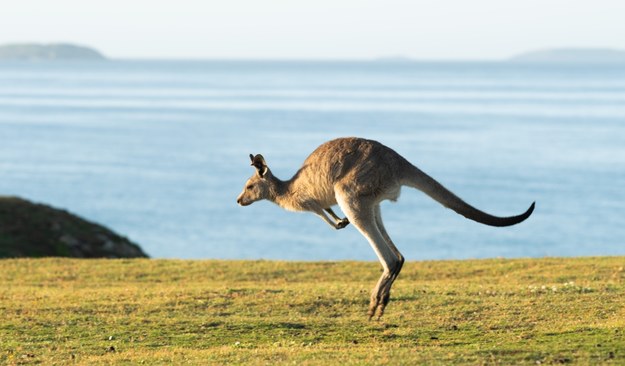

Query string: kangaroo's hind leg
[373,204,405,317]
[335,192,402,319]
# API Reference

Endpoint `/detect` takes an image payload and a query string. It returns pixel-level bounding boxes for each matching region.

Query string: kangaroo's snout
[236,194,251,206]
[236,196,245,206]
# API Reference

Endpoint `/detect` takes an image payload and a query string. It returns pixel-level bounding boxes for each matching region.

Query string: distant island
[510,48,625,63]
[0,43,106,61]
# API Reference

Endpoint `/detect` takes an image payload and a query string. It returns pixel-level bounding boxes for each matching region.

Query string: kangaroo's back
[296,137,410,198]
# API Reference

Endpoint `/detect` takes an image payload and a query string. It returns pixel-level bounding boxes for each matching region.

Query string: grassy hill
[0,257,623,365]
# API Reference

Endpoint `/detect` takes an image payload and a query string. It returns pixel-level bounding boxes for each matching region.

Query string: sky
[1,0,625,60]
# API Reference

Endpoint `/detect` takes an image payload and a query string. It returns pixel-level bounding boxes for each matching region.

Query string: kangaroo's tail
[402,165,535,227]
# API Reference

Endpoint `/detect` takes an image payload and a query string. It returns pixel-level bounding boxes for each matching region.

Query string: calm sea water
[1,60,624,260]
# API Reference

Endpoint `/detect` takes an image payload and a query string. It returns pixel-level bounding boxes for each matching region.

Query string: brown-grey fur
[237,137,535,318]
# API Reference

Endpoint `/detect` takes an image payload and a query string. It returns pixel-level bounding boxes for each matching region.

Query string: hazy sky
[1,0,625,60]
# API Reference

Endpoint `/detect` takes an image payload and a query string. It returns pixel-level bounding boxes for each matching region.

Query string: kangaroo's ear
[250,153,268,178]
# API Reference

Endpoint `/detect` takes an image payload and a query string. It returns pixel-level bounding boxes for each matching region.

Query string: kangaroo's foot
[368,291,391,320]
[368,295,379,320]
[367,260,403,319]
[336,218,350,229]
[368,276,392,320]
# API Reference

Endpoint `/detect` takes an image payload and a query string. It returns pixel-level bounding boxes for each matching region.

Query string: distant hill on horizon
[2,43,625,63]
[0,43,106,61]
[510,48,625,63]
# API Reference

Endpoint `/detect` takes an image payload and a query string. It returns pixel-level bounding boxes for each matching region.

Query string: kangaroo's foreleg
[311,206,350,230]
[325,208,350,229]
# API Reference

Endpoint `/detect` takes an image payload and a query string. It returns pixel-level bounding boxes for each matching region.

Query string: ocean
[0,60,624,260]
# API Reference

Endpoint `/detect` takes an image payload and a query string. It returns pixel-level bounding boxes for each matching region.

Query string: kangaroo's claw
[336,218,350,229]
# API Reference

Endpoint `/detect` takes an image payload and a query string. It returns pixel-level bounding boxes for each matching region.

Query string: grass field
[1,257,624,365]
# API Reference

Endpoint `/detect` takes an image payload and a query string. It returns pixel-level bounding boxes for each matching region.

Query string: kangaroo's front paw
[336,218,350,229]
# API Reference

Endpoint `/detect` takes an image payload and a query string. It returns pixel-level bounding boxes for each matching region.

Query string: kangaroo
[237,137,535,319]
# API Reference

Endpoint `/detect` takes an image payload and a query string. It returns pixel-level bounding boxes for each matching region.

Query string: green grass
[1,257,624,365]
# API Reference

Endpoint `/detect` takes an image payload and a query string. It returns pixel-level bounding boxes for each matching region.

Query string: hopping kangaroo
[237,137,535,318]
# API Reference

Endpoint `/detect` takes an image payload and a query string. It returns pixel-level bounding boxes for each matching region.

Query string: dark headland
[0,43,107,61]
[0,196,147,258]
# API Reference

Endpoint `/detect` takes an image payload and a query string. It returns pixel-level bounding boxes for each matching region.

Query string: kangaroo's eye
[247,184,254,190]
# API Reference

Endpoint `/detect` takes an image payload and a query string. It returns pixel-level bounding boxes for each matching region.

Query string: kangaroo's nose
[236,198,241,205]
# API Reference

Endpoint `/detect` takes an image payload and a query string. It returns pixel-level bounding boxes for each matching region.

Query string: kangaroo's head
[237,154,273,206]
